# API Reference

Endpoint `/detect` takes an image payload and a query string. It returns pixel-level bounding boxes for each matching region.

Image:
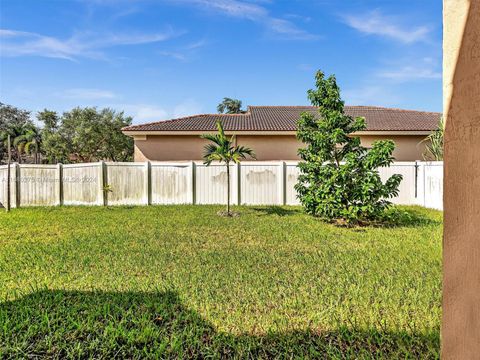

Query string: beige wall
[442,0,480,358]
[236,135,302,160]
[134,134,428,162]
[360,135,427,161]
[134,135,207,162]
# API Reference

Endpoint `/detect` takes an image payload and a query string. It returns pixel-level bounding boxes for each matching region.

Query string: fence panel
[63,163,102,206]
[194,162,238,204]
[240,162,281,205]
[105,162,148,206]
[18,164,59,207]
[285,162,301,205]
[423,162,443,210]
[379,162,418,205]
[0,165,17,208]
[151,162,192,204]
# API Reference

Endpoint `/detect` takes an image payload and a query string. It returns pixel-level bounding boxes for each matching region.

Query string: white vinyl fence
[0,161,444,210]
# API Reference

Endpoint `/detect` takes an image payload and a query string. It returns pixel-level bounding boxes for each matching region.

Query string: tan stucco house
[122,106,441,162]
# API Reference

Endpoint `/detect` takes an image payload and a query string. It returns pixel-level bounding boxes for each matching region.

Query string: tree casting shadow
[0,289,439,359]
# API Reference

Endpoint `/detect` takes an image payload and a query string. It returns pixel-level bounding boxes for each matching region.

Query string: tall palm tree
[217,98,245,114]
[0,123,26,163]
[14,125,42,163]
[201,121,255,215]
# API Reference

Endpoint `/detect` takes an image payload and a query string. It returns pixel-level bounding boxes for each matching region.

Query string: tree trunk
[226,161,230,215]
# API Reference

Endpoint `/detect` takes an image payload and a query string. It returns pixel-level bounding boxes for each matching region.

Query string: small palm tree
[422,117,444,161]
[217,98,245,114]
[201,121,255,215]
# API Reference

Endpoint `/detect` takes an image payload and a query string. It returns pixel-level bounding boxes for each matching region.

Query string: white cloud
[61,88,117,100]
[158,38,208,62]
[173,99,203,118]
[342,10,430,44]
[170,0,317,40]
[342,86,401,107]
[184,38,208,50]
[0,27,181,60]
[119,104,169,123]
[266,18,317,40]
[158,51,188,61]
[182,0,267,20]
[112,100,203,124]
[376,56,442,82]
[378,66,441,81]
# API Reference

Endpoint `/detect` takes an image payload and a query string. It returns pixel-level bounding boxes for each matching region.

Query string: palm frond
[201,133,223,145]
[422,117,444,161]
[13,135,27,147]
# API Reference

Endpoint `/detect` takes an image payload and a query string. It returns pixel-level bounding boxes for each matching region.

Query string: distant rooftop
[123,106,441,132]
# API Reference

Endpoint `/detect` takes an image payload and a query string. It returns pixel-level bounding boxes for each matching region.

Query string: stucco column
[442,0,480,358]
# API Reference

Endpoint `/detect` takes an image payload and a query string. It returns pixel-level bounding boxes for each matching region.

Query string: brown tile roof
[122,106,441,132]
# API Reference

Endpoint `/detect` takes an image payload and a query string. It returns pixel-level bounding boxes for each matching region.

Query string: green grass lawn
[0,205,442,359]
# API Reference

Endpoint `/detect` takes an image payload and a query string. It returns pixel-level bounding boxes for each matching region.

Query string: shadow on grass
[251,206,440,229]
[0,290,439,359]
[251,206,300,217]
[377,207,442,228]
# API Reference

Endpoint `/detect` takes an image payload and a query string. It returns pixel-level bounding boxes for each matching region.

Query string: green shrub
[295,70,402,224]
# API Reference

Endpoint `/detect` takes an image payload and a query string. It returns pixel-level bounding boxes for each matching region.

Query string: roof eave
[122,130,432,136]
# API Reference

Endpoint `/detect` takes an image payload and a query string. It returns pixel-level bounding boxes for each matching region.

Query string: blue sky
[0,0,442,124]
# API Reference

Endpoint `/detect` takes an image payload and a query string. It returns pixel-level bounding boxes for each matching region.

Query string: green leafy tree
[201,121,255,215]
[295,70,402,224]
[0,103,33,163]
[38,107,134,163]
[217,98,245,114]
[422,117,444,161]
[38,110,66,164]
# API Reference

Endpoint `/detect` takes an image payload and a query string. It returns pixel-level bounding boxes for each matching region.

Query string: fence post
[145,161,151,205]
[14,163,20,208]
[236,162,241,205]
[279,161,286,205]
[189,161,196,205]
[57,163,63,206]
[415,161,426,207]
[98,161,106,206]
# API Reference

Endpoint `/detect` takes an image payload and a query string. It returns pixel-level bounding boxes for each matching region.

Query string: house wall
[134,134,428,162]
[360,135,427,161]
[442,0,480,358]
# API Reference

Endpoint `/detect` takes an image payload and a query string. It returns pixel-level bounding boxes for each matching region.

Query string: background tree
[0,103,34,163]
[38,110,66,164]
[201,121,255,215]
[13,123,42,164]
[217,98,245,114]
[422,117,444,161]
[295,70,402,224]
[39,107,134,163]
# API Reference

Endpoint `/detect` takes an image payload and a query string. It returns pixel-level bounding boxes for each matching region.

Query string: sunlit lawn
[0,205,442,359]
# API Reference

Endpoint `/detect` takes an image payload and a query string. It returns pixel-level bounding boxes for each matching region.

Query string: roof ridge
[345,105,442,114]
[123,112,251,130]
[249,105,315,108]
[249,104,441,114]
